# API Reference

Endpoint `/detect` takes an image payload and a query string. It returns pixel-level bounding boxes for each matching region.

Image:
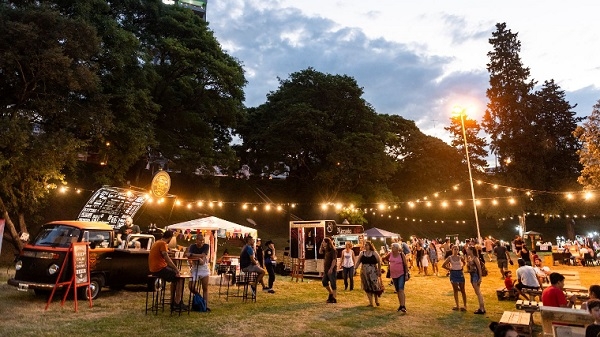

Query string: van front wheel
[80,275,104,300]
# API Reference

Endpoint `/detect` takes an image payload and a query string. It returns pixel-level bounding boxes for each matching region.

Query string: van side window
[90,230,112,249]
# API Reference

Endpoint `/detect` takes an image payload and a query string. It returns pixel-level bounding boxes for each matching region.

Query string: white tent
[167,216,258,273]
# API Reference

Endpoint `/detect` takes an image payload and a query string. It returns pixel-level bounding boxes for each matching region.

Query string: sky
[206,0,600,142]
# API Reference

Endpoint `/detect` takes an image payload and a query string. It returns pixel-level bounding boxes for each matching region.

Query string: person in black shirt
[263,240,277,291]
[319,237,338,303]
[255,238,264,268]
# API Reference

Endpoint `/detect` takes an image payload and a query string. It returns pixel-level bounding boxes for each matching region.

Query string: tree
[483,22,536,176]
[575,100,600,189]
[483,23,583,216]
[383,114,466,199]
[238,68,396,203]
[445,115,488,172]
[0,3,110,250]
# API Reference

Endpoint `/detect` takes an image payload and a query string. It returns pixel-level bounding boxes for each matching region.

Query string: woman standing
[383,242,408,312]
[355,241,384,307]
[187,233,211,311]
[466,246,486,314]
[415,241,424,274]
[341,241,356,291]
[442,246,467,311]
[263,240,277,292]
[428,241,439,276]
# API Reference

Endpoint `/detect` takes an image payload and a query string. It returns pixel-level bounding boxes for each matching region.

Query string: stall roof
[166,216,257,236]
[364,227,400,238]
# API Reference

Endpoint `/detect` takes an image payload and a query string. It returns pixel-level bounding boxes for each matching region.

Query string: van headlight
[15,260,23,271]
[48,264,59,275]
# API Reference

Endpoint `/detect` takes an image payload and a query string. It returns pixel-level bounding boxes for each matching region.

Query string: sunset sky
[207,0,600,142]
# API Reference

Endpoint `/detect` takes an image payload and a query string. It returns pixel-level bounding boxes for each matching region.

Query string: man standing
[541,272,577,307]
[117,216,140,247]
[149,230,187,310]
[239,236,271,294]
[320,237,337,303]
[494,241,511,279]
[515,258,540,300]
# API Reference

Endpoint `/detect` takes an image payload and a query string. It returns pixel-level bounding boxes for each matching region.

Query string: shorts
[497,259,508,269]
[152,266,178,282]
[515,283,539,291]
[191,266,210,281]
[392,275,406,291]
[449,270,465,284]
[242,264,264,274]
[470,272,481,284]
[322,270,337,290]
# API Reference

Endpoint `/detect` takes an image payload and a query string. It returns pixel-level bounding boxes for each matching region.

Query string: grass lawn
[1,255,597,337]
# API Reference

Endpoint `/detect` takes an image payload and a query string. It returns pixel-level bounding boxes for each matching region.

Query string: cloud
[208,1,600,138]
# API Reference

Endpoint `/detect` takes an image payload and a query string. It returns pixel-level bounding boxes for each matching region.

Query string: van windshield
[33,225,82,248]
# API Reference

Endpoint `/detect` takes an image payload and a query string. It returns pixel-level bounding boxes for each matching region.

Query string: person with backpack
[187,233,211,311]
[466,246,486,314]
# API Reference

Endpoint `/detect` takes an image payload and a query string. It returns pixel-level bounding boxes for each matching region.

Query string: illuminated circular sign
[150,171,171,197]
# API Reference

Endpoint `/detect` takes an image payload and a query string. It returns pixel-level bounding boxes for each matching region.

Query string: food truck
[289,220,364,276]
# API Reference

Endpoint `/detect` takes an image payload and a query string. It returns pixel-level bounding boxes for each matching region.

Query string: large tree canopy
[0,0,246,250]
[238,68,396,203]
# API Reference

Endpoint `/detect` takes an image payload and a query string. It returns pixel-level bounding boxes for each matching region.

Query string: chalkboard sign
[73,243,89,285]
[77,186,146,228]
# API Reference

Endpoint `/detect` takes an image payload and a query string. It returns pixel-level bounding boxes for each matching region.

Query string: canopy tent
[167,216,258,273]
[364,227,400,239]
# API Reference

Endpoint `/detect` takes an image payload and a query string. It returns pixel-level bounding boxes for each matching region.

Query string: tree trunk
[2,210,24,252]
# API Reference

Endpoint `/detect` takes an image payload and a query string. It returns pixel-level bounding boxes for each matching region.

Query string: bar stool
[145,275,167,315]
[217,264,235,300]
[234,270,258,302]
[291,258,305,282]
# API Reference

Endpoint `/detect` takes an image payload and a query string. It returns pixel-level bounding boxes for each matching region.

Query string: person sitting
[585,299,600,337]
[239,236,270,294]
[148,230,187,311]
[581,285,600,311]
[117,216,140,248]
[532,258,551,285]
[541,272,577,308]
[504,270,518,299]
[515,258,540,300]
[217,249,231,264]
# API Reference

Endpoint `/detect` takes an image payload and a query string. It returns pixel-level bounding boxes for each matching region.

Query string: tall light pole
[452,106,482,245]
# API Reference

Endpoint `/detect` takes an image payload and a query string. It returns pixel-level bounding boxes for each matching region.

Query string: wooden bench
[516,300,541,313]
[521,288,543,301]
[497,287,517,301]
[499,311,533,337]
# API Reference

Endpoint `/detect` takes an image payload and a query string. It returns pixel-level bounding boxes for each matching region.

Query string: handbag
[405,271,411,281]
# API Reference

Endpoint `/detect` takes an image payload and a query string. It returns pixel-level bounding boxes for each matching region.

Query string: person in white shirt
[515,258,540,300]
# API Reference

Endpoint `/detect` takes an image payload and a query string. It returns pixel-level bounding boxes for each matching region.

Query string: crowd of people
[146,229,600,336]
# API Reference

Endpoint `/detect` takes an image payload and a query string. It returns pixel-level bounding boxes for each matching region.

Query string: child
[504,270,518,299]
[585,299,600,337]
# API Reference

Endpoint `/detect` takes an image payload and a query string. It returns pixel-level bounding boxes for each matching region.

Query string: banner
[0,219,5,254]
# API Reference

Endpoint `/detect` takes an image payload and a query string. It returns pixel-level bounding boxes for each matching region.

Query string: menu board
[77,187,146,228]
[73,243,89,285]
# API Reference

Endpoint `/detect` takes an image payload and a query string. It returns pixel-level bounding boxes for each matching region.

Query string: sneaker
[267,289,275,294]
[263,287,271,292]
[400,306,407,313]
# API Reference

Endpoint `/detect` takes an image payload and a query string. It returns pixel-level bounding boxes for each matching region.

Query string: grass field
[1,254,597,337]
